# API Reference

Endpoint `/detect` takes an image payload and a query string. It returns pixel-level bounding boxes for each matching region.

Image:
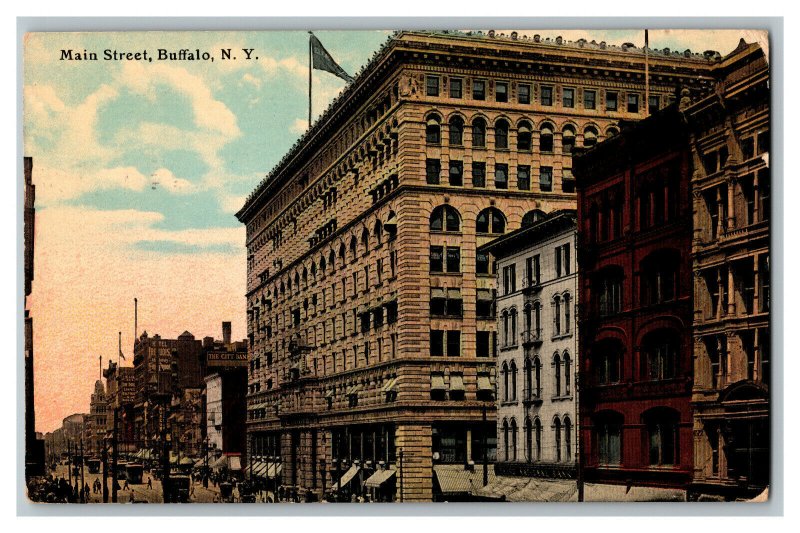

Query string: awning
[447,288,462,299]
[473,475,577,502]
[431,287,446,298]
[364,468,396,489]
[346,383,363,396]
[433,465,496,495]
[477,375,493,391]
[582,483,686,502]
[267,462,283,479]
[477,289,494,302]
[210,455,228,471]
[449,374,465,392]
[229,456,242,471]
[381,377,398,393]
[331,464,361,490]
[431,374,446,391]
[324,389,335,399]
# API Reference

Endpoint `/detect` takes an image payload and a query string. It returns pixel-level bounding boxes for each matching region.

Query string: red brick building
[573,107,694,489]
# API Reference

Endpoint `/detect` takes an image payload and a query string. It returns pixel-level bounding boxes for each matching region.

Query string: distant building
[86,380,107,457]
[574,105,695,490]
[103,360,136,453]
[479,210,578,478]
[202,322,248,463]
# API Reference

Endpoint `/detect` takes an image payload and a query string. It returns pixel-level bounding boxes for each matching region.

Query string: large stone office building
[236,30,720,501]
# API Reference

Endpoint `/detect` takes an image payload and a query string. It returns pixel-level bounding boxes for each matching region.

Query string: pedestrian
[123,479,129,491]
[147,477,153,489]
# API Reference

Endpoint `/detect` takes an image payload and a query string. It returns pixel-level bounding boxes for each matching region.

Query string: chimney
[222,322,231,345]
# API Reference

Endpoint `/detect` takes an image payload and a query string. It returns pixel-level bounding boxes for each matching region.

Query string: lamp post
[203,435,210,488]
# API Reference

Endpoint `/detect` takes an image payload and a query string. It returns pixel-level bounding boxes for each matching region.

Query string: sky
[23,28,764,434]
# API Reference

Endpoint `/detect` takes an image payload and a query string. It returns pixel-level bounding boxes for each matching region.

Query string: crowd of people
[27,475,90,503]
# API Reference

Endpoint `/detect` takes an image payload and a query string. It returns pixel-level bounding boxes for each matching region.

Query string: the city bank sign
[207,351,248,368]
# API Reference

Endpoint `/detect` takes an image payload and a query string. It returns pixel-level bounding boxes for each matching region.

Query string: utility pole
[67,440,72,487]
[102,440,109,503]
[482,404,489,487]
[112,408,119,503]
[80,439,85,502]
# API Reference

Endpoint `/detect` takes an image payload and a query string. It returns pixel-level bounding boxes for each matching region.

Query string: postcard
[22,28,771,504]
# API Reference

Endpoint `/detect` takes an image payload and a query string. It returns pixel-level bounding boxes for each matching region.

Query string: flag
[119,348,126,361]
[310,34,354,83]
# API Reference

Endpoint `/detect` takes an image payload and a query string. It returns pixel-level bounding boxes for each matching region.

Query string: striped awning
[449,373,465,392]
[381,377,398,393]
[431,374,446,391]
[331,464,360,491]
[477,375,493,391]
[346,383,363,396]
[364,468,396,489]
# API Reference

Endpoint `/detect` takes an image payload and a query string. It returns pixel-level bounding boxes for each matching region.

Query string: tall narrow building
[236,30,719,501]
[684,39,770,500]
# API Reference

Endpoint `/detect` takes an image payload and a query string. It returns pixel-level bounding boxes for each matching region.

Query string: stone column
[727,264,736,316]
[716,187,725,237]
[753,255,761,315]
[753,171,761,223]
[727,180,736,230]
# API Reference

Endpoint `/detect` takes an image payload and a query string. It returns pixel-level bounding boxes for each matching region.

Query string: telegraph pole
[80,439,85,502]
[112,408,119,503]
[482,404,489,487]
[102,439,109,503]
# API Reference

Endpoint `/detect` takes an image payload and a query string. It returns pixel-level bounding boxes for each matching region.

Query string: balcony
[521,276,542,294]
[522,387,543,405]
[521,329,543,346]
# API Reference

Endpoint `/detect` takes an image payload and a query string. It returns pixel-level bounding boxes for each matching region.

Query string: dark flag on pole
[310,34,354,83]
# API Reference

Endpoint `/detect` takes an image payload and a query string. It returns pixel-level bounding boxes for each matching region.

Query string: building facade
[237,30,720,501]
[480,210,578,478]
[574,106,695,489]
[132,331,204,452]
[86,380,107,457]
[103,360,136,454]
[684,40,770,500]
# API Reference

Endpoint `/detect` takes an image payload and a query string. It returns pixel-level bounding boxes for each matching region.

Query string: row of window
[425,115,608,152]
[501,351,573,403]
[426,160,567,192]
[501,415,573,463]
[590,330,682,385]
[424,74,664,113]
[500,294,572,347]
[429,330,498,358]
[501,245,571,296]
[592,408,680,467]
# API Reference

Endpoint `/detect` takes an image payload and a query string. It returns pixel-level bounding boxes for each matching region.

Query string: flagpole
[308,32,313,127]
[645,29,650,116]
[118,331,122,367]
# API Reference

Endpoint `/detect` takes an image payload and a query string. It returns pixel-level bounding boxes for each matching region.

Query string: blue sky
[23,28,762,432]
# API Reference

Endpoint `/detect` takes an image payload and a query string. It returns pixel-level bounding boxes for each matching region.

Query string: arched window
[448,116,464,146]
[310,262,317,279]
[502,361,510,402]
[502,419,510,461]
[533,301,541,336]
[554,295,562,335]
[287,276,292,293]
[495,119,509,149]
[584,126,598,148]
[524,357,532,399]
[641,329,680,381]
[533,356,542,397]
[563,352,571,395]
[524,304,532,337]
[429,205,461,232]
[640,250,679,306]
[425,114,441,144]
[349,235,357,259]
[361,227,370,252]
[510,360,518,401]
[534,417,542,461]
[502,310,510,348]
[374,219,383,244]
[592,339,624,385]
[510,418,518,462]
[540,123,554,152]
[562,125,576,154]
[564,293,571,334]
[595,411,623,465]
[606,126,619,138]
[472,117,487,147]
[521,209,546,227]
[302,267,308,286]
[554,353,562,397]
[564,416,573,462]
[643,408,679,466]
[517,120,532,151]
[320,255,327,274]
[510,308,518,346]
[525,417,533,462]
[338,243,346,265]
[476,207,506,234]
[554,416,562,462]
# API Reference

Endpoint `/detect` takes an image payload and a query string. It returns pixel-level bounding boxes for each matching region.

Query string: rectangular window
[584,89,596,109]
[430,246,444,273]
[495,164,508,189]
[555,247,562,278]
[627,93,640,113]
[606,91,618,111]
[741,137,755,160]
[564,244,571,275]
[757,130,770,154]
[477,331,491,358]
[496,81,508,102]
[431,330,444,357]
[541,85,553,106]
[446,246,461,273]
[526,255,540,286]
[540,166,553,192]
[472,162,486,188]
[476,251,490,275]
[517,166,530,191]
[563,87,575,108]
[518,83,531,104]
[473,79,486,100]
[450,77,462,99]
[446,330,461,357]
[648,95,660,112]
[426,159,441,185]
[426,75,440,97]
[503,264,516,295]
[449,160,463,186]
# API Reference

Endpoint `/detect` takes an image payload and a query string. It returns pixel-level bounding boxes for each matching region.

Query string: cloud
[259,54,307,79]
[289,118,309,135]
[241,72,263,89]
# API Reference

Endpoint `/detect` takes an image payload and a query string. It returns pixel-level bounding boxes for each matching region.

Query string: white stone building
[480,209,578,478]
